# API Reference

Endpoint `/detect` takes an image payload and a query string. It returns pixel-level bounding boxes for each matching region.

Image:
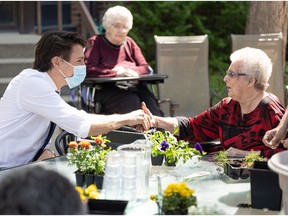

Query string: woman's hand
[114,67,139,77]
[141,102,158,128]
[141,101,178,133]
[114,66,126,77]
[123,69,139,77]
[125,109,152,131]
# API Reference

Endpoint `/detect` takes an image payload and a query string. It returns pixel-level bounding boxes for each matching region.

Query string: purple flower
[159,140,170,152]
[194,142,204,155]
[148,128,156,133]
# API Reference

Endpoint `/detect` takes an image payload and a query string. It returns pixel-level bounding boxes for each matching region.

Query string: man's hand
[262,126,287,149]
[125,109,152,131]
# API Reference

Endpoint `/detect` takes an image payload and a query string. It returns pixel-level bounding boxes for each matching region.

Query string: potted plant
[145,129,168,165]
[67,135,112,189]
[216,151,281,211]
[213,150,228,168]
[145,129,202,166]
[150,182,197,215]
[213,150,266,180]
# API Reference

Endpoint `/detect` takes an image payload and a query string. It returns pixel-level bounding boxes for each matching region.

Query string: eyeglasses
[110,23,130,32]
[226,70,248,78]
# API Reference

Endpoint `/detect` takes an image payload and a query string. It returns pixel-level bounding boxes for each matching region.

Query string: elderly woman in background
[142,47,286,158]
[84,5,162,116]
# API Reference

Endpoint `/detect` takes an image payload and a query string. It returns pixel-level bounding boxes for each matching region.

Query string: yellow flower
[86,184,97,191]
[75,186,86,201]
[79,194,86,201]
[150,194,157,201]
[179,189,189,197]
[88,191,100,199]
[85,184,97,194]
[151,182,197,214]
[75,186,83,194]
[164,188,173,196]
[164,182,192,197]
[75,184,99,202]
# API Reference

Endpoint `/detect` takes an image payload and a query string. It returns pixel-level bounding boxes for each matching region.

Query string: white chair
[154,35,210,117]
[231,32,285,105]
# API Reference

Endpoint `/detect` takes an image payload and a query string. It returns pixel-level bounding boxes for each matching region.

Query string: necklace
[241,91,264,116]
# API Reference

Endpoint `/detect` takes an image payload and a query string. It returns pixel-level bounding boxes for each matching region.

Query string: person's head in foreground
[0,166,86,214]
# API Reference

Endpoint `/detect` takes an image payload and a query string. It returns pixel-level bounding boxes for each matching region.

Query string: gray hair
[102,5,133,30]
[230,47,273,91]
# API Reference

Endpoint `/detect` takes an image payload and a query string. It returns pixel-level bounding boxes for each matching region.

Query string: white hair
[102,5,133,30]
[230,47,273,90]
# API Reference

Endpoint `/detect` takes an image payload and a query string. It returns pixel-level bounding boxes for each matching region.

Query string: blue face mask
[58,58,86,89]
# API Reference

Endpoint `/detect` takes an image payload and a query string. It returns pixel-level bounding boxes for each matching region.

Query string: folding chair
[231,32,285,105]
[154,35,210,117]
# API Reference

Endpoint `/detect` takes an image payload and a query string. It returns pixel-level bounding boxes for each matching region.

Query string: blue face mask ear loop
[57,68,68,78]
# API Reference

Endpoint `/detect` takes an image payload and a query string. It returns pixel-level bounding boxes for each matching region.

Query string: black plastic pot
[151,154,164,166]
[75,171,85,187]
[88,199,128,215]
[250,161,282,211]
[224,160,249,180]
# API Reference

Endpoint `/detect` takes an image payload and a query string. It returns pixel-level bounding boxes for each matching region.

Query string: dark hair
[33,31,86,72]
[0,166,87,214]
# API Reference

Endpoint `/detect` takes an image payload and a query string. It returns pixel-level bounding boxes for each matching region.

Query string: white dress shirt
[0,69,92,168]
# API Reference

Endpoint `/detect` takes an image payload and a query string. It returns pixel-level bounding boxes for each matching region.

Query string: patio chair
[54,130,76,155]
[231,32,285,105]
[154,35,210,117]
[54,128,146,155]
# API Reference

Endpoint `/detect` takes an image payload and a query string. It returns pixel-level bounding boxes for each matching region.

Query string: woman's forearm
[154,116,179,134]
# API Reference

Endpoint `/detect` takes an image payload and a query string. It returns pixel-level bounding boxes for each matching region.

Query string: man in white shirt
[0,31,152,169]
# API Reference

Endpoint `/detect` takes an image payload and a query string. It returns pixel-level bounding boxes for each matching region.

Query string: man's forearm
[278,107,288,129]
[88,113,131,136]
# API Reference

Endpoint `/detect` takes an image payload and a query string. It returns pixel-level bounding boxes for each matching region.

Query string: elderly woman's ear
[248,77,256,87]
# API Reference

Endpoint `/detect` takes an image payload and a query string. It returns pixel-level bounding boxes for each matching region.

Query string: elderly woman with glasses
[84,5,162,116]
[142,47,286,158]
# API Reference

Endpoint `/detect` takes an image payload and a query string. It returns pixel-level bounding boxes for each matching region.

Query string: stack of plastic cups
[135,143,151,202]
[120,151,137,201]
[103,151,121,200]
